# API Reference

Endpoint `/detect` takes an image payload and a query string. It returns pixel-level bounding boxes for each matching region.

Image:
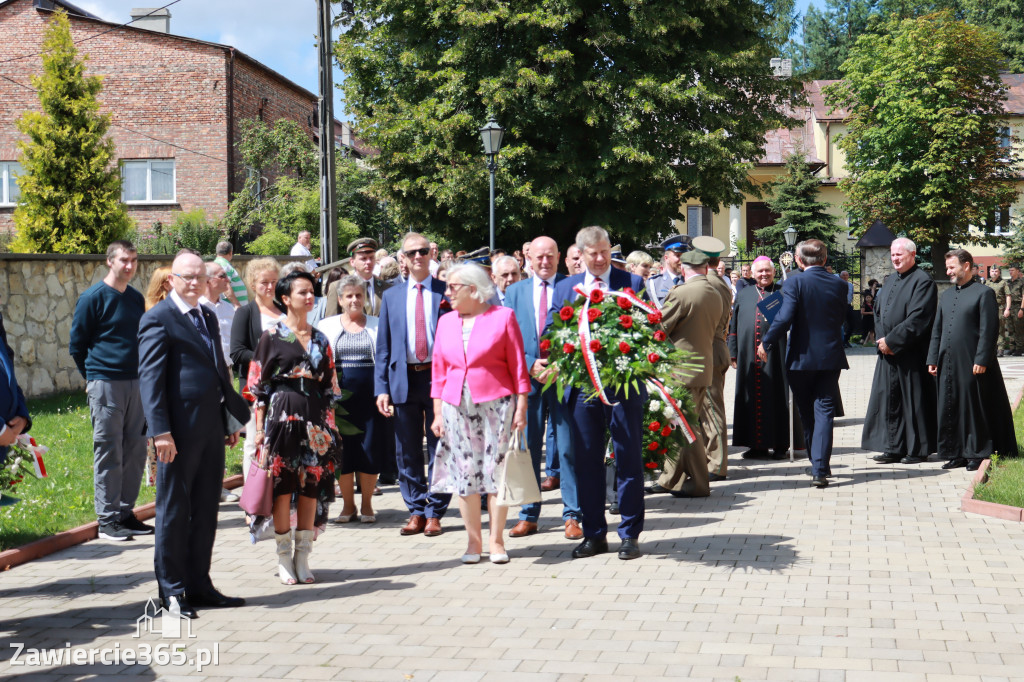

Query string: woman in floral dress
[247,270,343,585]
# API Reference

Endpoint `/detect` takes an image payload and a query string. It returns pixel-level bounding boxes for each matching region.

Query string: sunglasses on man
[404,247,431,258]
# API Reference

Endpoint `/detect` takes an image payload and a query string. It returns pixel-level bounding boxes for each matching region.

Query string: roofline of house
[19,0,349,130]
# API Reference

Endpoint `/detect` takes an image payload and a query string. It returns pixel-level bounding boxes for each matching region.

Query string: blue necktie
[188,309,216,363]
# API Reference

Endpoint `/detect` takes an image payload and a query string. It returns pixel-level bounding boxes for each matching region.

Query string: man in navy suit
[504,236,581,540]
[759,239,849,488]
[138,251,250,619]
[546,226,647,560]
[375,232,452,537]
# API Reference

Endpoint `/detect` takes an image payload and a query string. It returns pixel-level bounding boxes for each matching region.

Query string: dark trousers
[568,388,645,540]
[154,433,225,598]
[521,381,578,522]
[787,369,841,478]
[394,369,450,518]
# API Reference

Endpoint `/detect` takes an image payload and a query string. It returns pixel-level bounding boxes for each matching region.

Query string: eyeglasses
[446,283,470,295]
[173,273,209,284]
[404,247,431,258]
[212,273,229,280]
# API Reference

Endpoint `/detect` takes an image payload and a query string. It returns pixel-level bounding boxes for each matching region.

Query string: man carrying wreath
[546,226,647,560]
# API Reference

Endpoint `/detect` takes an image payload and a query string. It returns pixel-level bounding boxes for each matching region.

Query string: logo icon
[135,599,196,640]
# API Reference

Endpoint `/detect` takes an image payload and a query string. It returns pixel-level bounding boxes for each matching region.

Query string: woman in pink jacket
[429,263,530,564]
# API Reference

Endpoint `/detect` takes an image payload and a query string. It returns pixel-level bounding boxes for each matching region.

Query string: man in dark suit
[504,236,581,540]
[375,232,452,537]
[325,237,391,317]
[138,251,250,619]
[759,239,849,488]
[546,226,647,560]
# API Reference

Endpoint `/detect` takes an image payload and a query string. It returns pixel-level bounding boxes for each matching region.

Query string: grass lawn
[970,397,1024,509]
[0,392,244,551]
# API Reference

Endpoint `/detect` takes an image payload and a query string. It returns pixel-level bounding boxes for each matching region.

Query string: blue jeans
[519,382,579,523]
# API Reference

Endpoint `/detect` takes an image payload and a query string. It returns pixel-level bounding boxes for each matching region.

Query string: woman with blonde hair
[625,251,654,280]
[144,266,172,311]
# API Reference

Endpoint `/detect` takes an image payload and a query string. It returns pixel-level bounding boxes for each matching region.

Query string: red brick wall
[0,0,323,248]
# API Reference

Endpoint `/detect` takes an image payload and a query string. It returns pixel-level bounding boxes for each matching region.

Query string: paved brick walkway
[3,350,1024,681]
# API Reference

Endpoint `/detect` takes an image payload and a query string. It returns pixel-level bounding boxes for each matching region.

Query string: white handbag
[496,430,542,507]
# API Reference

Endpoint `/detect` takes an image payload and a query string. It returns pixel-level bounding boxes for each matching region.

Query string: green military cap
[679,250,710,267]
[692,235,725,258]
[347,237,379,254]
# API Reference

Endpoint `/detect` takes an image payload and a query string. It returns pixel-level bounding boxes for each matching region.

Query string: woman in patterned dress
[247,270,343,585]
[429,264,529,565]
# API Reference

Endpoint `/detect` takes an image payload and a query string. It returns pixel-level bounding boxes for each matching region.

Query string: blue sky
[75,0,825,121]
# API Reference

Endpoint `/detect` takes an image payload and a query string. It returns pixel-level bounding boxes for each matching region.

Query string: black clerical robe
[927,279,1017,460]
[861,265,938,458]
[728,283,792,452]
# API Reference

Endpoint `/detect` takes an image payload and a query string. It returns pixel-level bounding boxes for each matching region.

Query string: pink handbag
[239,446,272,517]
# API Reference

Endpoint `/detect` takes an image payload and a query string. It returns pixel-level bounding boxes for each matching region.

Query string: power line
[0,0,183,65]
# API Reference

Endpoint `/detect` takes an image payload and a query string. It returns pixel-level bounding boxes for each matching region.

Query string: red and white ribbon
[645,377,697,444]
[572,284,616,406]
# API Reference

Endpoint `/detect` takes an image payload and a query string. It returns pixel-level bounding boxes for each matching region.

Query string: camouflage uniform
[987,277,1006,353]
[1000,277,1024,355]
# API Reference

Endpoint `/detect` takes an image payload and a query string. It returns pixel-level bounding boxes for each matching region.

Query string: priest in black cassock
[729,256,792,459]
[927,249,1017,471]
[862,238,938,464]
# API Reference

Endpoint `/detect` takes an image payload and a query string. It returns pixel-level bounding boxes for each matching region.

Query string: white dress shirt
[405,274,436,363]
[199,295,235,366]
[583,267,611,294]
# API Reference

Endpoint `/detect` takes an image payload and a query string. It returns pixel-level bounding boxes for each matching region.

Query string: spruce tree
[12,9,131,254]
[759,153,839,253]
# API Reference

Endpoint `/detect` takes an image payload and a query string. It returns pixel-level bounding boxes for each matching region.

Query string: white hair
[891,237,917,254]
[492,255,520,273]
[280,262,309,277]
[447,263,496,303]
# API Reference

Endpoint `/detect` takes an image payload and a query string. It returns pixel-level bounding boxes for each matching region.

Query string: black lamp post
[479,116,505,252]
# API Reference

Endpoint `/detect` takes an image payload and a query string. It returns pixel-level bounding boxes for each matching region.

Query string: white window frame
[0,161,22,207]
[121,159,177,205]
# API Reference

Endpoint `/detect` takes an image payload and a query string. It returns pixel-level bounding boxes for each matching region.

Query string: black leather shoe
[966,459,984,471]
[669,490,706,498]
[161,595,197,619]
[742,449,773,460]
[709,473,727,482]
[607,501,620,515]
[942,458,968,469]
[900,455,927,464]
[571,536,609,559]
[811,477,829,488]
[618,538,641,560]
[873,454,902,464]
[644,483,669,495]
[187,588,245,609]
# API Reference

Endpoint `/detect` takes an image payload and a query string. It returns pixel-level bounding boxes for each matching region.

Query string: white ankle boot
[293,530,315,584]
[275,531,297,585]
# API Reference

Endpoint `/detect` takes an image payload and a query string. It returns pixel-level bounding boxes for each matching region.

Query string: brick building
[0,0,361,237]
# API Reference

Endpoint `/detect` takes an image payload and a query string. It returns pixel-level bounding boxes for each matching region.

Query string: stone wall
[0,254,302,398]
[862,246,892,289]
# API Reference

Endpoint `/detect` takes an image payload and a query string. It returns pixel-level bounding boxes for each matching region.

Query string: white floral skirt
[430,384,514,496]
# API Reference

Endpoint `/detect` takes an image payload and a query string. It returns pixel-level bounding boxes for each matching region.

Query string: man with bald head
[862,238,938,464]
[504,237,581,539]
[139,251,250,619]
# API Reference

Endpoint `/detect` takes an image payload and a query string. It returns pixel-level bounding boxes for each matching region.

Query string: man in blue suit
[759,239,849,488]
[503,236,581,540]
[546,226,647,560]
[375,232,452,537]
[0,309,30,470]
[138,251,250,619]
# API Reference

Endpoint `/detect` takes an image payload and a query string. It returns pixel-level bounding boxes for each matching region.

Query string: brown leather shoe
[509,520,538,537]
[540,476,560,492]
[564,519,583,540]
[400,515,426,536]
[423,517,443,537]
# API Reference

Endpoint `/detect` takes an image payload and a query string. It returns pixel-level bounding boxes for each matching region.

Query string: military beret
[659,234,692,252]
[692,235,726,258]
[347,237,379,254]
[679,250,710,267]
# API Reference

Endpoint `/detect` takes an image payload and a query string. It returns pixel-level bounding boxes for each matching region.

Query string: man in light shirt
[290,231,319,271]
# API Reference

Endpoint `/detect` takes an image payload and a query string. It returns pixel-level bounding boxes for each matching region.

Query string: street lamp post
[780,224,799,463]
[479,116,505,252]
[783,226,798,249]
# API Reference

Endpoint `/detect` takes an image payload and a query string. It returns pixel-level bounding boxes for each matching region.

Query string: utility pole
[316,0,338,265]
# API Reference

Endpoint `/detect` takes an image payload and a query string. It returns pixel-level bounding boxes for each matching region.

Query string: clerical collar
[896,264,916,279]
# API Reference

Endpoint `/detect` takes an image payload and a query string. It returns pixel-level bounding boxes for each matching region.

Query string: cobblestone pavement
[2,350,1024,681]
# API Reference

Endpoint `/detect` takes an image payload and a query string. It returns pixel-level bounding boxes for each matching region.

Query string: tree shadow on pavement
[654,532,800,572]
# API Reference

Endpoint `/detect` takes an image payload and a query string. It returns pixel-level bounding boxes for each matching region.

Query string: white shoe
[490,553,510,564]
[275,532,297,585]
[221,488,240,503]
[293,530,315,584]
[461,553,481,564]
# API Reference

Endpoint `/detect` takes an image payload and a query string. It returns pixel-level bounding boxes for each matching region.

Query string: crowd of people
[38,226,1017,620]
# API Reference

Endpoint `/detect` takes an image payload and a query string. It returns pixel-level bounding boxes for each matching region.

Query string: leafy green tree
[964,0,1024,71]
[800,0,879,79]
[335,0,795,248]
[825,11,1020,270]
[758,153,839,252]
[12,10,131,253]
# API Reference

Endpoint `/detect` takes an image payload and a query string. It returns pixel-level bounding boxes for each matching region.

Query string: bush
[130,209,224,257]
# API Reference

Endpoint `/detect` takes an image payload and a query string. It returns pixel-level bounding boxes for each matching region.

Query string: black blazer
[761,267,850,371]
[138,298,249,441]
[229,300,285,391]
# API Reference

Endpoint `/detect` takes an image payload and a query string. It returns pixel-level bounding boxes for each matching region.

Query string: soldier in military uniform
[692,236,733,481]
[645,235,692,309]
[1000,264,1024,356]
[985,266,1005,355]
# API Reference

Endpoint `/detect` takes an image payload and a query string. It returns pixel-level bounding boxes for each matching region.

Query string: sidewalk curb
[961,460,1024,522]
[0,474,244,571]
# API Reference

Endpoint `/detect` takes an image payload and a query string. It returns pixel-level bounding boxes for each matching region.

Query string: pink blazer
[431,305,531,405]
